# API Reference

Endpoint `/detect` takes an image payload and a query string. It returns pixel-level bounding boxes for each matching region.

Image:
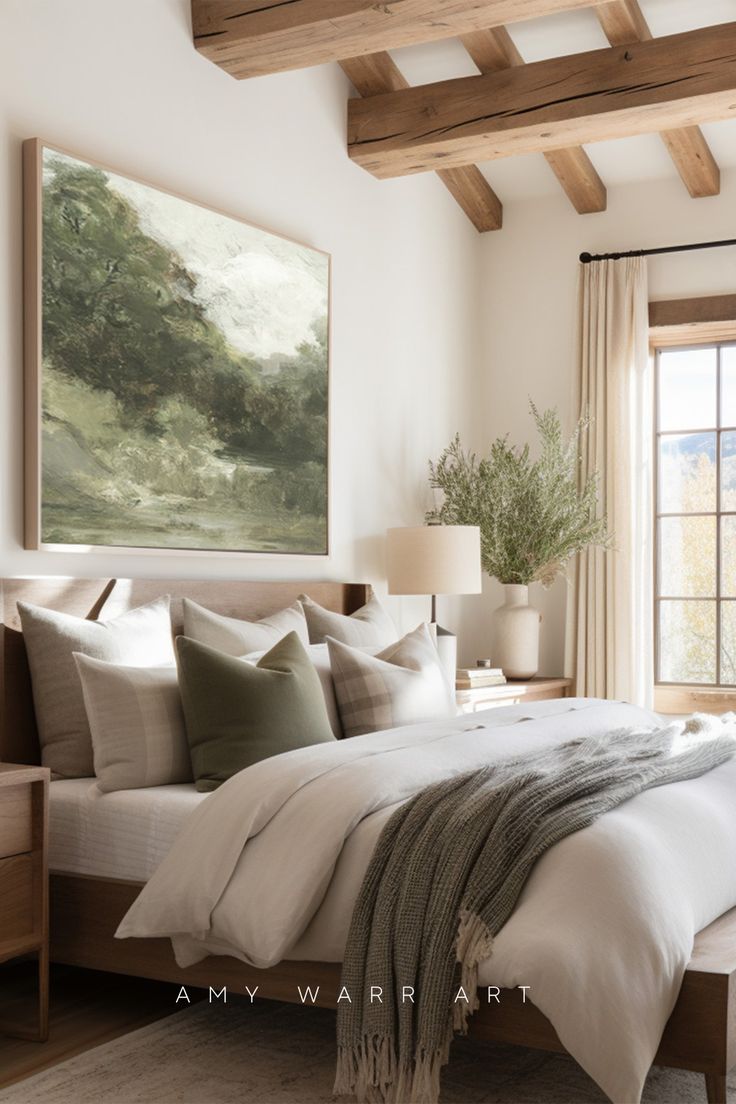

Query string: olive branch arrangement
[428,403,610,587]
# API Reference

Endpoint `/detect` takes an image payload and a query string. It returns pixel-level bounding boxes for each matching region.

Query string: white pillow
[242,642,343,739]
[182,598,308,655]
[74,654,192,792]
[327,623,457,738]
[18,596,175,779]
[300,593,397,648]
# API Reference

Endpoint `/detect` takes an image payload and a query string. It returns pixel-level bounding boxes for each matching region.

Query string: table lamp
[386,524,482,685]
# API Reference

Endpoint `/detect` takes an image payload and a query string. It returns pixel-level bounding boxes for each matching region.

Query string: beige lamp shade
[386,525,482,596]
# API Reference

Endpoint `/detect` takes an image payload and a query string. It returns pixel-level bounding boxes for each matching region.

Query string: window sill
[654,685,736,716]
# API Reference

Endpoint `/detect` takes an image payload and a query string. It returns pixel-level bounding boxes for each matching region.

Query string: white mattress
[49,779,206,882]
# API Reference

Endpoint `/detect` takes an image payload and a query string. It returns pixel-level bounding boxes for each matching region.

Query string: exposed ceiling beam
[191,0,609,80]
[594,0,649,43]
[347,22,736,179]
[433,166,503,232]
[656,128,720,198]
[340,52,407,98]
[595,0,719,198]
[460,24,521,71]
[340,53,502,232]
[459,27,606,214]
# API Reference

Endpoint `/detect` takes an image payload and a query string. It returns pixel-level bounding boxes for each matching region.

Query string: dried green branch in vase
[428,403,609,678]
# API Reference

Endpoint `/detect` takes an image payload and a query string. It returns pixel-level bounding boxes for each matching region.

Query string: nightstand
[456,677,573,714]
[0,763,49,1042]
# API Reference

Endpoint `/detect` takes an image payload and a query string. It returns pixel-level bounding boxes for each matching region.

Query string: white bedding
[49,779,206,881]
[114,697,736,1103]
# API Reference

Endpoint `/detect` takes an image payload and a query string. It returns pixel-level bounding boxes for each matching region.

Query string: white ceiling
[388,0,736,204]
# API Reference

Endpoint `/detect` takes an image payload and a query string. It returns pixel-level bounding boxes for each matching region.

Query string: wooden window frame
[650,295,736,714]
[649,295,736,347]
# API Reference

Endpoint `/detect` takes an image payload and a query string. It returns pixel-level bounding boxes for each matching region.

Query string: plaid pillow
[327,624,456,738]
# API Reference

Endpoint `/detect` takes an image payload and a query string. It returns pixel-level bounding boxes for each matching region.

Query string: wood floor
[0,960,197,1090]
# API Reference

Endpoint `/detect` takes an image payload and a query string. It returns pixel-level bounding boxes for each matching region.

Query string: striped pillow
[327,623,456,738]
[18,596,175,779]
[74,654,192,792]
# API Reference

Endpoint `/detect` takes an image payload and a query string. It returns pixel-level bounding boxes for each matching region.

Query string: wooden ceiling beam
[339,52,407,98]
[347,22,736,178]
[542,149,607,214]
[657,128,720,198]
[434,166,503,232]
[340,53,502,231]
[459,28,606,214]
[191,0,610,80]
[460,25,522,70]
[595,0,720,197]
[594,0,650,44]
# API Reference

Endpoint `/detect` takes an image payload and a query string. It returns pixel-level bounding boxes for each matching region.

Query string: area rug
[0,997,730,1104]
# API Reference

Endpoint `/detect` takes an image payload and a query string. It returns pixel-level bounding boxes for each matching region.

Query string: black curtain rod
[579,237,736,264]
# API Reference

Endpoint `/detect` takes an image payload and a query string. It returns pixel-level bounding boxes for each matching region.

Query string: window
[655,342,736,687]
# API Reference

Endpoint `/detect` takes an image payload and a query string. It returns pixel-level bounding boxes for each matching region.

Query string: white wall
[4,0,736,671]
[473,170,736,674]
[0,0,482,641]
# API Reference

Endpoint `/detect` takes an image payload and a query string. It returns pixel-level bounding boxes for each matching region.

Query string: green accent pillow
[175,631,336,792]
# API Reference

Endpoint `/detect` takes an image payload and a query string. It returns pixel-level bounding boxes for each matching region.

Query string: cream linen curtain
[565,257,653,707]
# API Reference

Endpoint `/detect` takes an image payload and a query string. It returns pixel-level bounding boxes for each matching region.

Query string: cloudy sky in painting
[48,152,328,361]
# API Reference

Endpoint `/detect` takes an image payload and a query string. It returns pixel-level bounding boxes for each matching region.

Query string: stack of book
[456,667,506,690]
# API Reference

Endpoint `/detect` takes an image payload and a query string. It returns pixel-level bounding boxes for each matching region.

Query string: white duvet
[117,699,736,1103]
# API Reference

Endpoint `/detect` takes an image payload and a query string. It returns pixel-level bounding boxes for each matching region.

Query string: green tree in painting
[40,155,327,551]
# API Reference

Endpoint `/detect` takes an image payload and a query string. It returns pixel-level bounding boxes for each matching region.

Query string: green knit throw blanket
[334,724,735,1104]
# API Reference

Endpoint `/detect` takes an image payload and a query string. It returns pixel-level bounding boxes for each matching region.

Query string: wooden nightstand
[0,763,49,1042]
[456,677,573,714]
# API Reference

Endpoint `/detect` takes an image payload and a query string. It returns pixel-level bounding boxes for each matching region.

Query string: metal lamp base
[433,623,457,691]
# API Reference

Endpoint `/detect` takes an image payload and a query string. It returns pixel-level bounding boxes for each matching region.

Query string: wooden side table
[456,677,573,714]
[0,763,49,1042]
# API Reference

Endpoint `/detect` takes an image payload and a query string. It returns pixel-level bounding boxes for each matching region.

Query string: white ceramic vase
[493,584,540,679]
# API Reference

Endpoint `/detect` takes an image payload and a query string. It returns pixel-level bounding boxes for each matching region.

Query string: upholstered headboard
[0,577,369,766]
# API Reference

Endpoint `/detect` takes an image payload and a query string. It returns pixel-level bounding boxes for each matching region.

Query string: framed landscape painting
[23,139,329,554]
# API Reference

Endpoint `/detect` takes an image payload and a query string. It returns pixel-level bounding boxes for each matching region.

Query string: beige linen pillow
[327,623,457,738]
[300,592,397,648]
[182,598,308,655]
[74,655,192,792]
[18,597,175,779]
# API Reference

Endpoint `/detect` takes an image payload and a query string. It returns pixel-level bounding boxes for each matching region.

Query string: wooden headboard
[0,577,369,766]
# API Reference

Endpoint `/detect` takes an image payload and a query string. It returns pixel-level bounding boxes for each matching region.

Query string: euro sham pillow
[182,598,308,655]
[74,655,191,793]
[176,631,336,792]
[18,597,175,779]
[327,623,457,738]
[299,593,397,648]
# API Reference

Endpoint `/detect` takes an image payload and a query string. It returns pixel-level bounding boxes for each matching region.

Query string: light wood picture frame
[23,139,330,556]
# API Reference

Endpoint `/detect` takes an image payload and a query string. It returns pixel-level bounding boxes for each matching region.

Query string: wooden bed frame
[1,576,735,1103]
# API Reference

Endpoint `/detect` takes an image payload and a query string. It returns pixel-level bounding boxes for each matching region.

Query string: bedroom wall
[473,168,736,675]
[0,0,481,645]
[5,2,734,674]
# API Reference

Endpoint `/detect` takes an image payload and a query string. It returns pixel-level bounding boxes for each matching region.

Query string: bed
[1,575,735,1104]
